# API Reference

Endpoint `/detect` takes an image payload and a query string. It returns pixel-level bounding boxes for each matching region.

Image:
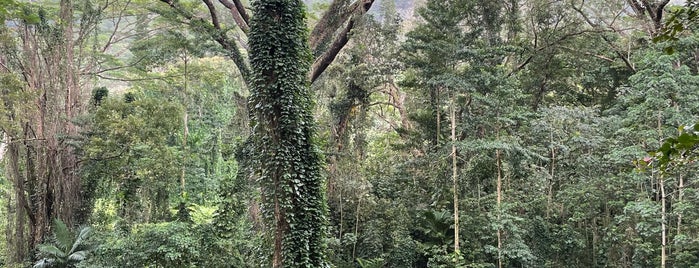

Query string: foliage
[5,0,699,267]
[655,1,699,53]
[81,92,183,224]
[33,220,93,268]
[654,123,699,167]
[356,257,385,268]
[86,222,222,267]
[247,0,327,266]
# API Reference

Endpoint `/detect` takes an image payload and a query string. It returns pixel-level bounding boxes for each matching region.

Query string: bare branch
[202,0,221,30]
[219,0,250,32]
[0,138,47,144]
[95,73,182,82]
[654,0,671,32]
[310,19,353,83]
[626,0,646,18]
[233,0,249,22]
[103,0,133,53]
[81,57,145,76]
[158,0,250,82]
[626,0,671,35]
[573,1,636,72]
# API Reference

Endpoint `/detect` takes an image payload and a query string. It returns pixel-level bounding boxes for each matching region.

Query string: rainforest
[0,0,698,267]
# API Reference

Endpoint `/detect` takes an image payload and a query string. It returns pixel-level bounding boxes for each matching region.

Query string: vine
[248,0,327,267]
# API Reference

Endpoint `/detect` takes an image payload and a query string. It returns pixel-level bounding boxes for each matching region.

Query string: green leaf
[67,250,89,261]
[37,244,66,259]
[52,219,73,252]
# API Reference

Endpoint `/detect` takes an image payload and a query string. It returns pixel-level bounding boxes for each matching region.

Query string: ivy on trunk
[248,0,327,267]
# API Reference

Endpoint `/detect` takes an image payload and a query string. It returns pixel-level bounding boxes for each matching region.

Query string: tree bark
[451,100,459,254]
[310,0,374,55]
[496,149,503,268]
[660,174,666,268]
[218,0,250,32]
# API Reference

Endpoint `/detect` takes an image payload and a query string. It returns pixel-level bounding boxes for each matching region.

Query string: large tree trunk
[249,0,327,266]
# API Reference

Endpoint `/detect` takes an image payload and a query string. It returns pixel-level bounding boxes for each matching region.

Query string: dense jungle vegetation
[1,0,699,267]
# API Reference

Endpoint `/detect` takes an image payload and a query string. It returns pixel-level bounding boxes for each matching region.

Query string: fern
[33,219,93,268]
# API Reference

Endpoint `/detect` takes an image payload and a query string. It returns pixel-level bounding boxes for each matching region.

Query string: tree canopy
[1,0,699,267]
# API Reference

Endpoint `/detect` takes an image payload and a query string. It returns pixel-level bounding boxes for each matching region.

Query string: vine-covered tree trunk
[0,0,86,262]
[248,0,327,267]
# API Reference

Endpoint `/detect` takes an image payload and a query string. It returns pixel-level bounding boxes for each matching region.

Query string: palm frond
[67,250,89,262]
[357,257,386,268]
[52,219,74,251]
[70,226,92,254]
[37,244,67,259]
[32,258,54,268]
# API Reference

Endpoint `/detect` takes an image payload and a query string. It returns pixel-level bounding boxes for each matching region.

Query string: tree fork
[161,0,374,85]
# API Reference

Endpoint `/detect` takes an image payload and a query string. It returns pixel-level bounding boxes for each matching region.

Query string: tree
[155,0,375,86]
[399,1,538,266]
[82,92,183,225]
[0,0,106,262]
[626,0,672,36]
[248,0,326,266]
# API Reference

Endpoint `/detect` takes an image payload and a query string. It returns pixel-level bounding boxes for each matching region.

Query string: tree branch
[202,0,221,30]
[81,57,145,76]
[573,1,636,72]
[627,0,671,35]
[310,0,373,56]
[309,0,374,83]
[158,0,250,82]
[218,0,250,33]
[232,0,249,22]
[654,0,671,33]
[95,73,182,82]
[102,0,132,53]
[310,19,353,83]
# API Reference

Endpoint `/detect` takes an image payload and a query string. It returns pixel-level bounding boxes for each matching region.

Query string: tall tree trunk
[181,52,189,200]
[677,173,683,236]
[57,0,82,228]
[181,112,188,197]
[496,149,503,268]
[547,132,555,218]
[5,141,30,263]
[249,0,327,266]
[660,174,667,268]
[13,0,85,254]
[435,87,441,145]
[352,196,361,260]
[451,100,459,254]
